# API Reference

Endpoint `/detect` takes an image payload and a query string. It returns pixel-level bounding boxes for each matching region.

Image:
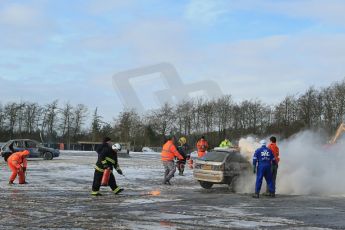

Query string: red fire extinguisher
[101,168,111,186]
[18,168,26,184]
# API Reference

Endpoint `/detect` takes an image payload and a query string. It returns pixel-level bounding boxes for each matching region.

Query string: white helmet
[260,139,267,146]
[112,143,122,151]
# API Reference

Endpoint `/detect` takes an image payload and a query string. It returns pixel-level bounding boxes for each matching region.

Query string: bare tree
[4,102,20,138]
[60,103,74,148]
[114,108,143,145]
[0,103,5,131]
[72,104,88,141]
[42,100,59,141]
[333,81,345,127]
[322,86,337,130]
[24,102,42,134]
[90,107,103,142]
[148,103,176,137]
[297,87,320,128]
[214,95,233,138]
[175,100,194,136]
[16,102,26,135]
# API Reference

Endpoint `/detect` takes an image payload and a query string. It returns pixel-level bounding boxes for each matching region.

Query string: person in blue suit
[252,139,276,198]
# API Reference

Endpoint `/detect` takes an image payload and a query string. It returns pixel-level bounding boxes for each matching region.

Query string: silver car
[193,148,251,189]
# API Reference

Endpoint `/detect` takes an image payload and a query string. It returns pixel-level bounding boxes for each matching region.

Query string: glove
[253,167,256,174]
[23,167,27,173]
[116,169,123,175]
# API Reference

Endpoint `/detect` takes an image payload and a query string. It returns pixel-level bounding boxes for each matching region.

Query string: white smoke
[235,136,260,193]
[238,136,260,160]
[236,131,345,196]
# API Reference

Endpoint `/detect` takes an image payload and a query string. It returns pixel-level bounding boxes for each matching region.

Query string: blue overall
[253,145,275,194]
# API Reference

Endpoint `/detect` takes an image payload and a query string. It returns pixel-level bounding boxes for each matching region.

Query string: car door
[13,140,25,152]
[25,140,39,157]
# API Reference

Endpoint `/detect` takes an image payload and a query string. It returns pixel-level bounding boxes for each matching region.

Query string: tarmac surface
[0,151,344,229]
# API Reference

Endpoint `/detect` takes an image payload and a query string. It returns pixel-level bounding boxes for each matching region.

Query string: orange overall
[8,150,30,183]
[196,139,209,158]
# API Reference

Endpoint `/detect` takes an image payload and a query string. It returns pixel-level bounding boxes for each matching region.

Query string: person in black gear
[91,137,124,196]
[176,137,189,176]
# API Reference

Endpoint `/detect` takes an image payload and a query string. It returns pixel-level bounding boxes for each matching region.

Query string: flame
[149,190,161,196]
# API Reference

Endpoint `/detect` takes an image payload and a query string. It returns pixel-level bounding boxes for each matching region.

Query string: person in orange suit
[8,150,30,184]
[196,135,209,158]
[161,136,184,185]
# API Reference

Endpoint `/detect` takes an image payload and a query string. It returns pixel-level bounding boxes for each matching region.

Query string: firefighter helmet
[112,143,122,151]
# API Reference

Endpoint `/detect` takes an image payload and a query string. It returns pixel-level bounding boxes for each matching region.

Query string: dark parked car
[0,139,60,161]
[193,148,251,190]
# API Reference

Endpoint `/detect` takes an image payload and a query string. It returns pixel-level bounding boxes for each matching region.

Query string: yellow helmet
[179,137,187,145]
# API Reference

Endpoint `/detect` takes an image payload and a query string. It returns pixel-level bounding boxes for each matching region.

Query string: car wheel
[43,152,53,160]
[199,181,213,189]
[227,176,237,192]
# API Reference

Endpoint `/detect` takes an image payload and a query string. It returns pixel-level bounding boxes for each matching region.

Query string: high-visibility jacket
[268,143,280,164]
[161,140,184,161]
[8,150,30,169]
[197,139,209,158]
[219,139,233,148]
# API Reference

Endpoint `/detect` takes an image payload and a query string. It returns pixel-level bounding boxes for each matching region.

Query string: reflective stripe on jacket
[95,143,119,172]
[161,140,184,161]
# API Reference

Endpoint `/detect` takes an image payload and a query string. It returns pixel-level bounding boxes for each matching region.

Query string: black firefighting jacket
[94,143,120,172]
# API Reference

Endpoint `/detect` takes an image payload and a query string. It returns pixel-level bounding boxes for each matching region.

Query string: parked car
[193,148,251,190]
[0,139,60,161]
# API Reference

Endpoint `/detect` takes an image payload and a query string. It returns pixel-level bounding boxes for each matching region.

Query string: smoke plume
[237,131,345,196]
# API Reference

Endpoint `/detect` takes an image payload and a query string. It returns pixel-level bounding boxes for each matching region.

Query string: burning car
[193,148,251,190]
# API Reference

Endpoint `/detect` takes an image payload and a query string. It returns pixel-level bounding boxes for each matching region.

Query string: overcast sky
[1,0,345,121]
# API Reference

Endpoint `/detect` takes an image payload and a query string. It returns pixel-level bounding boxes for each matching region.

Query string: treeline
[1,79,345,148]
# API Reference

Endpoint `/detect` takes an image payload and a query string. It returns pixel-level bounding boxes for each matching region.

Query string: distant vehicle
[193,148,251,190]
[0,139,60,161]
[142,147,155,152]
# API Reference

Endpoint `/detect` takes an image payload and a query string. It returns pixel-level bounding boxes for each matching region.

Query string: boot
[269,193,275,198]
[252,193,259,198]
[113,187,124,195]
[164,181,172,185]
[179,167,185,176]
[8,181,14,185]
[91,191,102,196]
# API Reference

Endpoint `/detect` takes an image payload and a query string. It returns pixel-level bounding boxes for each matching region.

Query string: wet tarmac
[0,151,344,229]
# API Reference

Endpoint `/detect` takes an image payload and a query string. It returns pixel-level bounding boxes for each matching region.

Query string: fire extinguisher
[101,168,111,186]
[18,167,26,184]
